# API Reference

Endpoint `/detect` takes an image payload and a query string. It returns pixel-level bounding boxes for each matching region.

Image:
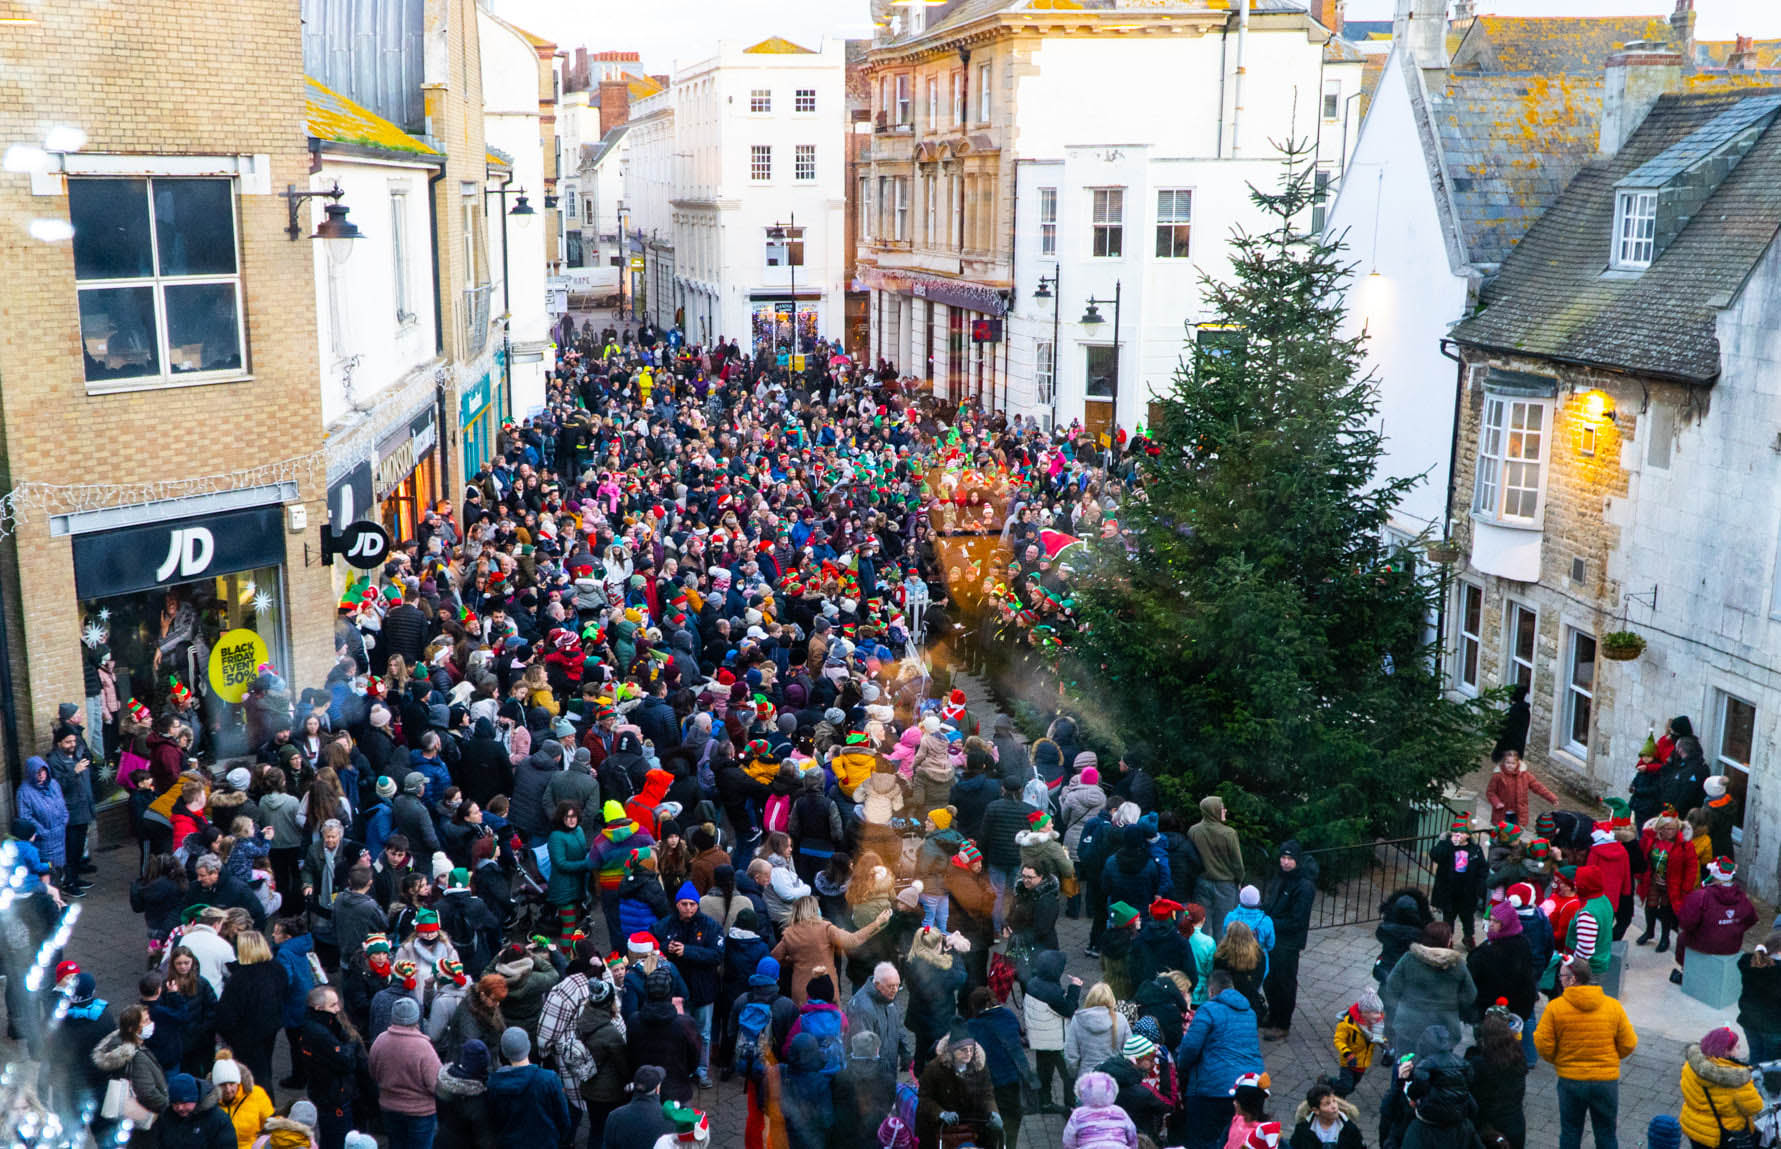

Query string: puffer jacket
[1062,1071,1138,1149]
[617,868,671,939]
[509,744,565,839]
[1381,942,1477,1051]
[1058,780,1107,856]
[853,770,904,825]
[1064,1002,1130,1077]
[1680,881,1759,955]
[1679,1042,1763,1147]
[1175,987,1264,1097]
[1018,826,1075,879]
[829,746,877,795]
[1022,950,1079,1051]
[908,735,954,813]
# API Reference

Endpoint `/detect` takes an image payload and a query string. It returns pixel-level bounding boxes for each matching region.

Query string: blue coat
[1224,905,1277,954]
[407,752,453,802]
[16,762,69,866]
[360,802,394,861]
[1100,850,1162,914]
[486,1063,571,1148]
[1175,987,1264,1097]
[653,910,724,1007]
[274,933,318,1029]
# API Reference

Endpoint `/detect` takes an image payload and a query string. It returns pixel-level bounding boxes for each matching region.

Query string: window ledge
[86,373,254,397]
[1599,267,1646,281]
[1469,515,1543,582]
[1552,746,1589,772]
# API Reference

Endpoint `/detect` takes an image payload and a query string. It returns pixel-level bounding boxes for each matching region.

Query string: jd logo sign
[153,527,215,583]
[320,520,392,570]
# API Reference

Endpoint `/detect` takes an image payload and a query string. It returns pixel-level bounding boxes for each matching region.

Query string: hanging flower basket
[1423,538,1462,565]
[1601,631,1646,661]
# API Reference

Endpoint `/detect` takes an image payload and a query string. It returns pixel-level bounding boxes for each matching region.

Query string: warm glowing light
[1581,390,1616,423]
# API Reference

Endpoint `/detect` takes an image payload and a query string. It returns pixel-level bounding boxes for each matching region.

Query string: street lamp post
[768,212,798,355]
[1033,264,1062,431]
[1079,279,1121,445]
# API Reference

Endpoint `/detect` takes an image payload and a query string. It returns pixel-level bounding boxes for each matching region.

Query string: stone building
[0,0,333,801]
[1447,77,1781,897]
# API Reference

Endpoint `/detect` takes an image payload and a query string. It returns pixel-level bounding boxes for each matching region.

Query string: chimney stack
[598,79,631,135]
[1670,0,1696,65]
[1601,43,1683,158]
[1728,34,1756,71]
[1311,0,1344,32]
[1394,0,1450,77]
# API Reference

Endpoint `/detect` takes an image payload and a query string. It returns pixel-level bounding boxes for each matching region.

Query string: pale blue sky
[499,0,1779,72]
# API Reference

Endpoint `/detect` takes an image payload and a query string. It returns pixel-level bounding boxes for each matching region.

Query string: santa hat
[1149,897,1184,920]
[1591,822,1615,845]
[627,932,658,957]
[1506,882,1538,910]
[940,688,966,722]
[1230,1072,1270,1095]
[1027,810,1053,833]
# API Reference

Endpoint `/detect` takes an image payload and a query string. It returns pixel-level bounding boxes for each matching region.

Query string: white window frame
[1473,395,1549,524]
[764,225,805,269]
[977,62,991,122]
[1322,79,1342,121]
[794,144,816,182]
[894,178,909,241]
[952,72,964,126]
[794,88,816,114]
[390,190,413,324]
[70,175,249,392]
[1155,188,1192,259]
[1714,690,1755,844]
[750,145,772,183]
[1038,187,1056,256]
[1504,600,1537,692]
[1613,189,1656,270]
[1091,187,1124,258]
[1455,580,1483,694]
[461,191,478,290]
[1035,339,1054,406]
[927,77,939,131]
[896,75,912,125]
[749,88,772,114]
[924,173,937,244]
[1561,627,1596,757]
[858,175,871,242]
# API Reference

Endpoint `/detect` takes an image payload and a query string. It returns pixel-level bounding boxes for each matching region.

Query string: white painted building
[480,8,553,418]
[862,0,1360,435]
[624,36,847,347]
[305,76,443,518]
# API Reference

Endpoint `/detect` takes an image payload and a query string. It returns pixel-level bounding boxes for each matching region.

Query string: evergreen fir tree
[1067,140,1493,847]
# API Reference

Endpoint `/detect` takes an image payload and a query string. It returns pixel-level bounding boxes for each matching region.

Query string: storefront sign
[912,277,1007,316]
[376,408,438,498]
[459,374,491,426]
[320,519,392,569]
[327,461,373,527]
[207,627,269,704]
[72,506,285,598]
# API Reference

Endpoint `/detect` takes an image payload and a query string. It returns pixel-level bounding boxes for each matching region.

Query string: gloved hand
[987,1112,1003,1131]
[938,1111,959,1126]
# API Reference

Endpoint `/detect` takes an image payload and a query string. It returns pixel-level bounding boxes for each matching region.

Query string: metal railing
[463,284,493,357]
[1302,799,1467,931]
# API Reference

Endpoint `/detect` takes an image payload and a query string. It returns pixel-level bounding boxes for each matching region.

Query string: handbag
[118,749,150,781]
[101,1076,156,1127]
[1060,875,1080,899]
[1704,1075,1758,1149]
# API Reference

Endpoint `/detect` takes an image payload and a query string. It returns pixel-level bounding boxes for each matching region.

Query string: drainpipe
[1216,14,1231,158]
[1434,337,1466,668]
[428,166,447,358]
[497,172,515,423]
[1233,0,1251,156]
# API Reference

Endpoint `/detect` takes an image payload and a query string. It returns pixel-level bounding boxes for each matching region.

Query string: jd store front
[376,405,439,544]
[72,502,291,760]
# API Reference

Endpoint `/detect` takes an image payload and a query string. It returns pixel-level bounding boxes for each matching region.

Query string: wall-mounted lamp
[284,182,363,263]
[509,189,537,218]
[1582,389,1617,424]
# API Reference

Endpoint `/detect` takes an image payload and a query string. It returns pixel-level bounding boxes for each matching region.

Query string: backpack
[732,997,775,1080]
[1021,772,1051,817]
[763,792,792,835]
[789,1006,847,1077]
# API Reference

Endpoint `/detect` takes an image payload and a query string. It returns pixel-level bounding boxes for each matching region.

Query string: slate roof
[1696,39,1781,70]
[1433,72,1605,265]
[1450,15,1670,74]
[1450,90,1781,383]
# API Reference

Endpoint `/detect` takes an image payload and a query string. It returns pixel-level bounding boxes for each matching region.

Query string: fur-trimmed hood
[1409,942,1466,971]
[435,1068,489,1099]
[1294,1096,1361,1125]
[259,1116,317,1138]
[1016,828,1059,847]
[931,1034,986,1072]
[91,1032,140,1072]
[1686,1044,1753,1088]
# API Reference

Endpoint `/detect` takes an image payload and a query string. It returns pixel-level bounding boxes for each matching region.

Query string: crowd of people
[1,321,1776,1149]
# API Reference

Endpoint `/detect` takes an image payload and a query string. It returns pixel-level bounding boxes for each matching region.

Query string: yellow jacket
[1534,985,1638,1081]
[221,1083,275,1149]
[1679,1045,1764,1147]
[744,755,780,785]
[1333,1007,1379,1072]
[829,748,877,793]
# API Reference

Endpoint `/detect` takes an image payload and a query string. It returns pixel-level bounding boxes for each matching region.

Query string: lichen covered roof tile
[306,76,438,157]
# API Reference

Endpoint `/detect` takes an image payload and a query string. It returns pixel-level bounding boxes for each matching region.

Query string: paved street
[4,670,1724,1148]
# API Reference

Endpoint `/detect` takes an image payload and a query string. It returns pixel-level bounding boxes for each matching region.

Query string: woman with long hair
[91,1004,168,1146]
[1063,981,1130,1084]
[214,931,288,1087]
[165,944,219,1076]
[1463,1008,1529,1148]
[770,894,891,1005]
[298,765,351,844]
[905,926,969,1075]
[384,654,411,697]
[441,973,508,1062]
[294,714,326,776]
[1215,920,1267,1017]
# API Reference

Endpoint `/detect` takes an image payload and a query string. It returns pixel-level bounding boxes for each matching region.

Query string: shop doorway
[1085,344,1118,442]
[947,309,966,400]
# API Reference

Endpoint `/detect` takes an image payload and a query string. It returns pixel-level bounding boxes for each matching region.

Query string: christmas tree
[1067,140,1493,848]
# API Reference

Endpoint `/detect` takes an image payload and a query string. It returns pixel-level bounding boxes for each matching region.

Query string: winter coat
[1679,1042,1764,1147]
[616,869,671,939]
[853,771,904,825]
[1186,797,1243,884]
[1062,1071,1138,1149]
[17,764,69,865]
[434,1069,495,1149]
[599,1093,674,1149]
[915,827,966,884]
[907,736,955,814]
[574,1004,630,1105]
[1289,1096,1367,1149]
[391,792,439,856]
[1261,842,1319,951]
[1058,781,1107,856]
[272,934,317,1030]
[1484,766,1556,827]
[486,1063,571,1149]
[651,908,723,1007]
[590,817,653,893]
[1466,933,1535,1020]
[1022,951,1080,1052]
[215,959,288,1058]
[298,1007,364,1112]
[1175,986,1264,1097]
[1101,834,1163,914]
[1532,984,1636,1081]
[626,999,702,1102]
[1462,1045,1527,1148]
[1680,882,1758,955]
[1429,838,1487,917]
[1129,918,1194,987]
[510,749,564,839]
[91,1031,169,1118]
[771,915,883,1005]
[979,796,1036,868]
[915,1035,997,1149]
[157,1080,237,1149]
[45,747,95,825]
[545,825,592,905]
[833,1052,898,1149]
[779,1034,836,1149]
[368,1023,443,1115]
[1017,827,1075,880]
[904,950,967,1044]
[1381,943,1477,1051]
[494,953,560,1040]
[845,980,910,1069]
[968,1003,1032,1088]
[1739,953,1781,1039]
[540,763,601,824]
[1638,830,1700,916]
[1065,1003,1130,1078]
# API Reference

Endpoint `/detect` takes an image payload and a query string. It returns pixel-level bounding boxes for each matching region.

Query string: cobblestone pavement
[10,670,1727,1148]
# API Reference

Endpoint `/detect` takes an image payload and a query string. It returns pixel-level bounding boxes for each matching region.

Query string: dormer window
[1613,190,1656,270]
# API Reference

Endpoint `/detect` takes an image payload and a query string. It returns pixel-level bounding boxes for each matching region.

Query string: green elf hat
[1027,810,1053,833]
[845,731,871,746]
[1109,901,1140,928]
[1526,837,1552,859]
[364,933,392,955]
[1604,797,1634,831]
[1639,733,1659,758]
[179,903,213,925]
[1448,815,1474,835]
[1493,821,1520,844]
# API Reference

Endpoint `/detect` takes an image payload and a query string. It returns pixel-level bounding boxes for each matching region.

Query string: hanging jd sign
[208,627,269,704]
[319,519,391,570]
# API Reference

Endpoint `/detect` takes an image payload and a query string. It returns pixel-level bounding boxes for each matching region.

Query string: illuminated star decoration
[97,607,111,623]
[252,589,274,617]
[81,621,106,649]
[243,579,257,598]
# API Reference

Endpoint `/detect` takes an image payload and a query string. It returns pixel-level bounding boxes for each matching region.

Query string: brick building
[0,0,334,804]
[1446,75,1781,897]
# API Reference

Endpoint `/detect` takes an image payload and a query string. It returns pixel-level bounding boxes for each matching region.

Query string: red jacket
[1636,831,1699,916]
[1485,766,1558,826]
[1586,840,1633,904]
[1680,882,1758,955]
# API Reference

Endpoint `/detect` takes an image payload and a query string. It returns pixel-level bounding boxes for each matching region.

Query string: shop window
[70,177,245,389]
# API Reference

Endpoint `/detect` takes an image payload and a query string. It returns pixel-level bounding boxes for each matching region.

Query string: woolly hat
[403,771,427,795]
[1230,1072,1270,1095]
[928,807,953,830]
[1449,815,1474,834]
[1575,865,1605,898]
[224,767,251,792]
[1150,897,1184,920]
[364,933,391,955]
[1640,734,1660,758]
[167,1073,200,1105]
[344,1134,378,1149]
[1357,988,1383,1014]
[896,880,924,909]
[1239,884,1261,908]
[447,867,471,890]
[1590,821,1615,845]
[1604,797,1634,828]
[675,881,700,904]
[392,997,422,1027]
[1646,1115,1683,1149]
[1027,810,1053,833]
[1073,751,1098,773]
[1123,1033,1157,1060]
[1706,775,1730,798]
[376,776,398,798]
[1109,901,1140,928]
[499,1026,531,1063]
[1488,901,1522,936]
[438,958,467,987]
[453,1040,490,1081]
[807,972,836,1003]
[951,842,982,868]
[1701,1026,1747,1061]
[1709,856,1737,884]
[1493,821,1521,843]
[289,1100,319,1127]
[414,908,441,934]
[210,1056,241,1086]
[1526,838,1552,860]
[627,931,658,956]
[1079,766,1100,786]
[602,800,627,823]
